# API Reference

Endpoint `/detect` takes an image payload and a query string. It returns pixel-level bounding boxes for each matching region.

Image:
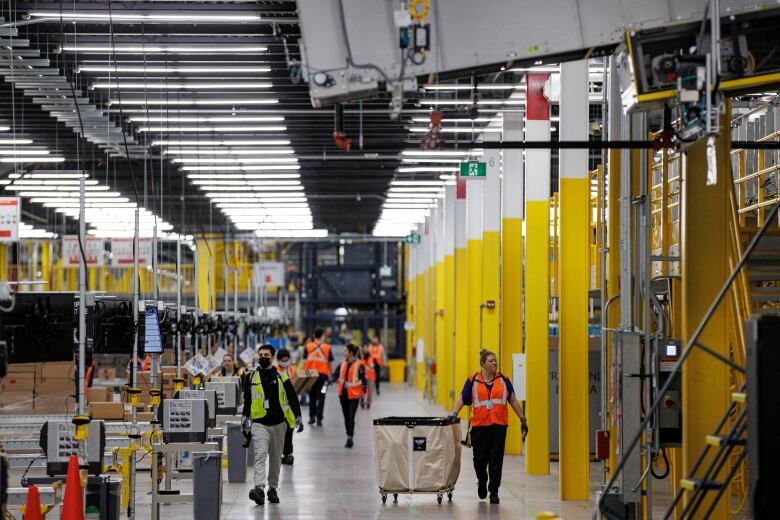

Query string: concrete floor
[8,383,603,519]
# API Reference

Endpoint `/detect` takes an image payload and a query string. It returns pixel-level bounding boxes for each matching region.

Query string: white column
[503,112,525,219]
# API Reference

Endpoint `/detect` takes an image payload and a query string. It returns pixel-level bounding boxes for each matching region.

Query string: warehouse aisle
[134,383,598,520]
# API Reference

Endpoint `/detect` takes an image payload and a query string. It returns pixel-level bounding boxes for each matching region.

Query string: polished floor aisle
[118,382,598,519]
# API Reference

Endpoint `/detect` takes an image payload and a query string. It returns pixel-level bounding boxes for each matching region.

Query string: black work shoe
[489,493,499,504]
[249,487,265,505]
[281,454,294,465]
[266,488,280,504]
[477,481,487,499]
[316,418,323,426]
[345,436,354,448]
[308,418,316,425]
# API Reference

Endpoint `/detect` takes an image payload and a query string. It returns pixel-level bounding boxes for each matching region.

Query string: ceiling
[0,1,525,239]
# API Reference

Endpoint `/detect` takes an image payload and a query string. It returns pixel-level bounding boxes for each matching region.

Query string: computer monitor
[143,306,163,354]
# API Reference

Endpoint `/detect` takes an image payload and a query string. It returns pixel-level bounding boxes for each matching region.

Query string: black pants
[308,374,328,421]
[375,365,382,394]
[283,425,293,456]
[339,394,360,437]
[471,425,508,494]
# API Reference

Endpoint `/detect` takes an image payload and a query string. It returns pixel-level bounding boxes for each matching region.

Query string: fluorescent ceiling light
[391,181,445,186]
[13,179,98,186]
[0,157,64,163]
[401,150,481,157]
[34,12,275,23]
[196,185,303,191]
[182,165,300,171]
[190,180,300,186]
[0,126,9,131]
[131,116,283,123]
[163,148,293,155]
[389,188,444,193]
[61,44,267,54]
[174,157,297,164]
[110,99,278,106]
[0,150,50,155]
[93,81,272,90]
[400,158,463,164]
[187,174,300,180]
[7,185,108,192]
[79,65,271,73]
[18,173,85,179]
[386,193,438,199]
[397,167,459,173]
[0,139,33,145]
[139,125,286,133]
[26,192,123,199]
[153,139,290,146]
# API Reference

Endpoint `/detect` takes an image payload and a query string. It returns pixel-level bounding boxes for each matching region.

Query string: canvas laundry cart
[372,416,461,504]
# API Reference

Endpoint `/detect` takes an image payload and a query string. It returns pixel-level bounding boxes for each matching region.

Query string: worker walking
[360,344,375,409]
[450,349,528,505]
[333,343,367,448]
[303,328,334,426]
[243,344,304,506]
[369,336,384,395]
[275,348,297,465]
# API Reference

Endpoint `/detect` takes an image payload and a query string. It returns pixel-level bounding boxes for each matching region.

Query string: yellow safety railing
[731,130,780,226]
[550,192,560,324]
[650,147,681,277]
[589,166,603,291]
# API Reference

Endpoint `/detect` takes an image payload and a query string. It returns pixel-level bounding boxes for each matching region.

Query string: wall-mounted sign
[0,197,20,242]
[62,236,105,267]
[252,261,285,288]
[111,238,153,267]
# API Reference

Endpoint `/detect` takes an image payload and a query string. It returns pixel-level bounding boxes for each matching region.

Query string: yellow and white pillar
[525,72,552,475]
[557,59,591,500]
[453,180,470,407]
[482,134,501,356]
[502,110,525,455]
[466,172,483,370]
[443,184,456,409]
[434,201,448,406]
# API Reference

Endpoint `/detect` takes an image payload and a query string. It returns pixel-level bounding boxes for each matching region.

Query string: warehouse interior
[0,1,778,519]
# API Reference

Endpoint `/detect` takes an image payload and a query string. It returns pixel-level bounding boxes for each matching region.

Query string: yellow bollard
[537,512,560,520]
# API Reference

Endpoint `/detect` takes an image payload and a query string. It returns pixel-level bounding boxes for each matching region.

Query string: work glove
[295,416,304,433]
[241,416,252,447]
[521,420,529,442]
[447,411,458,421]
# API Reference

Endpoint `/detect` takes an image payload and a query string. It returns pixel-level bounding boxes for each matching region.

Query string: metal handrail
[596,196,780,517]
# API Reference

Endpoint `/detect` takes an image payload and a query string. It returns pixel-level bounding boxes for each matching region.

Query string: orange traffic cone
[61,455,84,520]
[23,484,42,520]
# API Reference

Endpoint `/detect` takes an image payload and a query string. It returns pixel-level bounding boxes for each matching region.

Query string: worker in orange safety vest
[332,343,367,449]
[368,336,384,395]
[450,349,528,505]
[303,328,334,426]
[360,344,375,409]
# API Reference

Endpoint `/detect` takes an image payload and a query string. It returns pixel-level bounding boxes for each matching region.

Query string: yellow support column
[196,237,215,312]
[405,243,414,368]
[466,178,483,369]
[416,223,426,390]
[680,115,731,519]
[453,181,470,406]
[443,185,456,409]
[0,243,7,281]
[502,110,525,455]
[557,60,590,500]
[482,134,501,359]
[434,203,449,406]
[525,72,551,475]
[41,241,52,291]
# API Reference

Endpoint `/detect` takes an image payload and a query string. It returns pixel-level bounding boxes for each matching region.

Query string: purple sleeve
[502,376,515,398]
[461,378,473,406]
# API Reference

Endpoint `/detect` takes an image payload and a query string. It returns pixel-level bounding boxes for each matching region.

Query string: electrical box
[160,398,208,443]
[657,339,682,448]
[205,381,240,416]
[177,389,217,427]
[40,420,105,476]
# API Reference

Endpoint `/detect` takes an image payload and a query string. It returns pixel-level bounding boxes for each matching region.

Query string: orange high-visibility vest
[337,360,362,399]
[369,344,384,366]
[469,372,509,426]
[362,356,376,381]
[276,364,296,379]
[303,341,331,376]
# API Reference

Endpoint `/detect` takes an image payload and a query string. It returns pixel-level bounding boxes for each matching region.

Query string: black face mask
[259,357,272,369]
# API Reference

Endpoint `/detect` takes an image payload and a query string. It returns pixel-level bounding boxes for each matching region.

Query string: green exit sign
[405,234,421,244]
[459,161,487,179]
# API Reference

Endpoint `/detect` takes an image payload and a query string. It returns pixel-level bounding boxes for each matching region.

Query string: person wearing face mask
[243,344,304,506]
[274,349,297,465]
[331,343,367,449]
[449,349,528,505]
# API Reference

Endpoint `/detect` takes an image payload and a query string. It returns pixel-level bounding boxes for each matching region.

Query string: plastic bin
[192,451,222,519]
[372,416,461,504]
[386,359,406,383]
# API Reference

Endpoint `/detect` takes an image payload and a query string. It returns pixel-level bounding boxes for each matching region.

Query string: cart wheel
[393,494,398,502]
[381,495,387,504]
[447,492,453,502]
[437,494,443,504]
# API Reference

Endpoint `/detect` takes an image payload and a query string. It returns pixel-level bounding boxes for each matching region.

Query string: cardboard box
[291,369,320,395]
[42,362,74,380]
[87,387,111,403]
[2,372,36,391]
[38,378,75,395]
[97,368,117,380]
[124,411,154,422]
[89,402,125,420]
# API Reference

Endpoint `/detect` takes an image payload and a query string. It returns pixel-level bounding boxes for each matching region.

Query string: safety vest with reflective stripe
[250,370,296,428]
[469,372,509,426]
[304,341,332,375]
[276,364,296,379]
[337,360,363,399]
[362,356,376,381]
[369,344,384,366]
